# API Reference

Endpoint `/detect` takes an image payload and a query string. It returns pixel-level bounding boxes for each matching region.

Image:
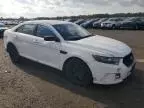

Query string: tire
[63,58,93,86]
[7,44,20,63]
[0,31,4,39]
[112,25,116,30]
[135,25,139,30]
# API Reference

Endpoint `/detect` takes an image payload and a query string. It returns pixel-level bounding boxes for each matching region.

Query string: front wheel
[7,44,20,63]
[135,25,139,30]
[63,58,93,86]
[112,25,116,29]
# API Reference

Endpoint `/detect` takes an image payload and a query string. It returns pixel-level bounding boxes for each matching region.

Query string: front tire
[63,58,93,86]
[112,25,116,29]
[7,44,20,63]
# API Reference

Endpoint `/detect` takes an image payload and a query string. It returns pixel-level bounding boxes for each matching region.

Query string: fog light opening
[115,73,121,79]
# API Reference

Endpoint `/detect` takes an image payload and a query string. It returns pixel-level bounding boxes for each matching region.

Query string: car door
[14,24,38,60]
[32,24,61,69]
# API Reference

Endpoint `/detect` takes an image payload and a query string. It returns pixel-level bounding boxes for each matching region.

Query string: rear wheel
[7,44,20,63]
[63,58,93,86]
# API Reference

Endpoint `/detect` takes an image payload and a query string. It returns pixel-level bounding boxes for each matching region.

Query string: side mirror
[44,36,60,42]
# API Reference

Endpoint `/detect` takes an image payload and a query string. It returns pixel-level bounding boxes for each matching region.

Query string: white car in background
[93,18,108,28]
[4,20,135,86]
[101,18,124,29]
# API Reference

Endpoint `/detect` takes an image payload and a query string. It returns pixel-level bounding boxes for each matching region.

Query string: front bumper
[88,58,136,85]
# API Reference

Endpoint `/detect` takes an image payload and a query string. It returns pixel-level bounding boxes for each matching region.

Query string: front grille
[123,53,134,67]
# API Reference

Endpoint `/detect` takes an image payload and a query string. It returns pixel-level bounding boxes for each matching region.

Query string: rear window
[16,24,36,35]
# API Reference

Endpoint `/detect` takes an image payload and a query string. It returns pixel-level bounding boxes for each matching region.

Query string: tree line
[1,12,144,20]
[35,12,144,20]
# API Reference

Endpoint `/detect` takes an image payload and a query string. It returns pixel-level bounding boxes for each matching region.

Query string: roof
[23,20,72,25]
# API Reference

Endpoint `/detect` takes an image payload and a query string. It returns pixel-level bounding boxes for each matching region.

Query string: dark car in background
[119,17,144,30]
[65,19,77,22]
[0,23,8,38]
[69,19,77,22]
[74,19,86,25]
[93,18,108,28]
[80,18,99,28]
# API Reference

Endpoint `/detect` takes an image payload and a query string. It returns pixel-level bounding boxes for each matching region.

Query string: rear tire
[63,58,93,86]
[0,31,4,39]
[7,44,20,63]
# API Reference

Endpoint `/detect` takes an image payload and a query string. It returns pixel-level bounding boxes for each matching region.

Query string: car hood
[69,35,131,57]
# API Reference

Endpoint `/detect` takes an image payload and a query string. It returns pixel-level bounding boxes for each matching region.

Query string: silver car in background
[101,18,124,29]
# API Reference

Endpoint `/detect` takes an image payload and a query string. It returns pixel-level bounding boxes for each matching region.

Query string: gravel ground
[0,30,144,108]
[0,41,51,108]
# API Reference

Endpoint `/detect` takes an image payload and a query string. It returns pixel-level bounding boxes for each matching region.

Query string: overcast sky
[0,0,144,18]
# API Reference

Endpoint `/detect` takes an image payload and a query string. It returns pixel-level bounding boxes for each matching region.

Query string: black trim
[60,50,67,54]
[123,52,134,67]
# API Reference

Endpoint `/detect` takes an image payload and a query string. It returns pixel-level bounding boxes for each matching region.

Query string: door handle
[14,35,18,38]
[33,39,39,44]
[60,50,67,54]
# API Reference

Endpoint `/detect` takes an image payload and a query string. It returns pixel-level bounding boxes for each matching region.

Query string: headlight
[92,55,121,65]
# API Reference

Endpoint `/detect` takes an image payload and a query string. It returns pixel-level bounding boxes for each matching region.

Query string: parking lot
[0,29,144,108]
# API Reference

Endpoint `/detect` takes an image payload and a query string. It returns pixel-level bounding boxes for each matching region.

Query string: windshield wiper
[67,36,83,41]
[67,34,95,41]
[84,34,94,37]
[80,34,95,39]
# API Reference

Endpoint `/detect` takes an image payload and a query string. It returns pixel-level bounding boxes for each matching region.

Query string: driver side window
[36,25,56,38]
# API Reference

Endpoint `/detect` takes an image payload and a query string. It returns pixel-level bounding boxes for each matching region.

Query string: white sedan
[4,20,136,86]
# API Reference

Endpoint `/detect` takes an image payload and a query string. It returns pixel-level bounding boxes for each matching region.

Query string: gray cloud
[16,0,35,4]
[116,0,144,7]
[54,0,144,7]
[0,0,144,18]
[16,0,144,8]
[69,0,110,5]
[131,0,144,7]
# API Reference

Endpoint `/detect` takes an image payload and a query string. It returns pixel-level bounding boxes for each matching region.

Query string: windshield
[109,18,123,21]
[84,19,94,24]
[100,18,108,22]
[85,19,99,24]
[75,19,83,23]
[53,23,92,41]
